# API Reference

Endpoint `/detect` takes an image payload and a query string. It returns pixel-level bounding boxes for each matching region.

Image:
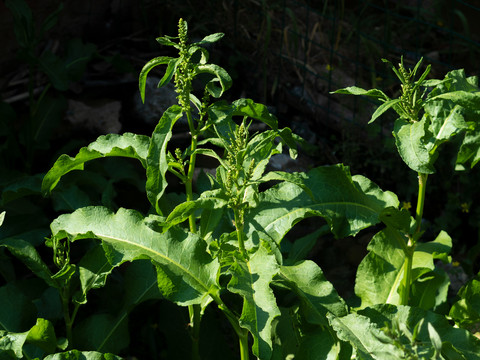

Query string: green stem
[415,173,428,234]
[184,108,202,360]
[185,111,198,234]
[238,329,250,360]
[400,172,428,305]
[233,208,246,256]
[60,286,73,347]
[189,304,201,360]
[211,293,250,360]
[401,238,414,306]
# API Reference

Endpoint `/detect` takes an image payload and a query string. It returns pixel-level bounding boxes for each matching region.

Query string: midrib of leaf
[83,260,111,295]
[385,266,404,304]
[92,232,210,294]
[97,278,157,351]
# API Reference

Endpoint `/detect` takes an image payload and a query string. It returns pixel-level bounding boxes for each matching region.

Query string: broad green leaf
[425,103,467,153]
[227,245,280,359]
[43,350,123,360]
[450,272,480,328]
[0,329,28,358]
[42,133,150,195]
[194,64,232,98]
[355,229,452,309]
[327,311,403,360]
[74,313,129,354]
[358,304,480,359]
[331,86,389,101]
[279,260,347,326]
[138,56,174,103]
[245,164,398,244]
[26,318,57,354]
[411,268,450,311]
[393,117,436,174]
[413,230,452,274]
[73,245,114,305]
[146,105,183,214]
[0,237,57,288]
[50,206,220,307]
[354,227,406,308]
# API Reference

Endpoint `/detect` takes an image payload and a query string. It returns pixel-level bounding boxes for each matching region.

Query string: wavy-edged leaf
[42,133,150,195]
[194,64,232,98]
[279,260,347,326]
[245,164,398,244]
[50,206,220,307]
[354,227,408,308]
[146,105,183,213]
[227,245,280,359]
[393,117,435,174]
[139,56,174,103]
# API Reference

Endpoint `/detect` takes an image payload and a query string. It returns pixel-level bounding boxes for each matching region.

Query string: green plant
[2,20,480,360]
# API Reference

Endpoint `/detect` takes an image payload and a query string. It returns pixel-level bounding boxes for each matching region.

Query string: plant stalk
[233,208,247,256]
[184,108,202,360]
[414,173,428,234]
[401,237,414,306]
[60,286,73,348]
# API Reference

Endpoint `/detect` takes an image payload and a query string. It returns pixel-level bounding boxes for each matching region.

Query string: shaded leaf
[43,350,123,360]
[279,260,347,326]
